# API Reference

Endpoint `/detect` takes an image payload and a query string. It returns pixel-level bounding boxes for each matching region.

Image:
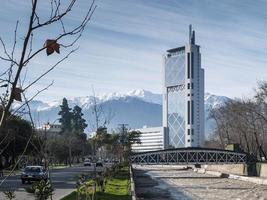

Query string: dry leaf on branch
[13,87,23,102]
[44,39,60,56]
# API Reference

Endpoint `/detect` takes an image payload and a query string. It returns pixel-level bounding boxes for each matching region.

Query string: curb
[130,166,137,200]
[194,168,267,185]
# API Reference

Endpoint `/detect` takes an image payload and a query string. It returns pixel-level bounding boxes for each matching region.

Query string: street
[133,165,267,200]
[0,165,92,200]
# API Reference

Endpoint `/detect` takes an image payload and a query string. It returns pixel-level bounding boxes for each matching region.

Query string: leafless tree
[89,86,114,132]
[0,0,97,186]
[208,82,267,160]
[0,0,96,130]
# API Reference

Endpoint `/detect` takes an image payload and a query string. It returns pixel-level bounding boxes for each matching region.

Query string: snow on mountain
[13,90,231,139]
[205,93,230,109]
[14,89,161,112]
[97,89,162,105]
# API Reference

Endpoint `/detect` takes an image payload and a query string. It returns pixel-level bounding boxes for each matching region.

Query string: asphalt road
[0,165,94,200]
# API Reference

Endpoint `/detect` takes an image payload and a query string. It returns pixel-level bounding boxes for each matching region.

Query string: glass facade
[165,50,186,148]
[165,51,185,87]
[167,89,185,148]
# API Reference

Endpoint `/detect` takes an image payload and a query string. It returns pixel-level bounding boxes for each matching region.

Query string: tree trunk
[68,145,72,167]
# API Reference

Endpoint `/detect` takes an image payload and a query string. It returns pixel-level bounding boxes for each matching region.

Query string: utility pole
[118,124,128,162]
[118,124,128,143]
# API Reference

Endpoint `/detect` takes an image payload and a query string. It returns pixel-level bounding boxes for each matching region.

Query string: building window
[187,129,190,135]
[191,83,194,89]
[192,139,194,142]
[187,83,190,89]
[191,129,194,135]
[187,93,190,96]
[188,139,190,142]
[187,53,190,79]
[187,101,190,124]
[191,52,194,79]
[191,100,194,124]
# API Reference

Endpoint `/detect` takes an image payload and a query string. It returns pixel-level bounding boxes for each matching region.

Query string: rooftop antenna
[189,24,192,44]
[189,24,195,45]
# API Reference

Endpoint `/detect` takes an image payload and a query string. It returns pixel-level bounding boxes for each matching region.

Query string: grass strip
[60,166,131,200]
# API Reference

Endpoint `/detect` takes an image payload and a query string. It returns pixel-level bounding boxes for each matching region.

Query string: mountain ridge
[13,89,230,138]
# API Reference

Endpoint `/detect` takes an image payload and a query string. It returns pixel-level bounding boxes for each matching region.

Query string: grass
[60,166,131,200]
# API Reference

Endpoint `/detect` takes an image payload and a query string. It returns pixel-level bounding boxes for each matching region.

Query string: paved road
[133,165,267,200]
[0,165,93,200]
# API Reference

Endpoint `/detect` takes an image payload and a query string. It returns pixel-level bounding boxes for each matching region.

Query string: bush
[25,180,54,200]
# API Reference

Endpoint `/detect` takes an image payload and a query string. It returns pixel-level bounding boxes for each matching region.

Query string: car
[84,159,94,170]
[84,159,91,166]
[104,159,114,168]
[95,161,105,172]
[21,166,48,184]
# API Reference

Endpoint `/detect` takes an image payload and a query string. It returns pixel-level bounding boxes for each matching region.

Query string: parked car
[21,166,48,184]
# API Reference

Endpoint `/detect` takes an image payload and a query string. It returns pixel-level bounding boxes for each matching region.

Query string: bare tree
[208,85,267,161]
[0,0,97,130]
[0,0,97,187]
[89,86,113,132]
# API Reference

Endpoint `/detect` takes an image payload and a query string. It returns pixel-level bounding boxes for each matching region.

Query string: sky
[0,0,267,101]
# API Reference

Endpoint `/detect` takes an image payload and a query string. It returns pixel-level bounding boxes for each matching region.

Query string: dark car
[21,166,48,184]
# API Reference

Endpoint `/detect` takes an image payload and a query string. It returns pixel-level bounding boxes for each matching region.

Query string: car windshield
[24,167,42,173]
[96,163,103,167]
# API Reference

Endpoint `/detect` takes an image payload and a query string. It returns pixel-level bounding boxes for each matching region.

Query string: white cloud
[1,0,267,100]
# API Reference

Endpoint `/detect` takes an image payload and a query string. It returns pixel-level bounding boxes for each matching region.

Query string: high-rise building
[163,25,204,148]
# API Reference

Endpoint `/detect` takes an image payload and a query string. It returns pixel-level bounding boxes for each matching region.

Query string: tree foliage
[57,98,88,166]
[58,98,72,132]
[0,115,33,168]
[72,105,88,133]
[208,81,267,161]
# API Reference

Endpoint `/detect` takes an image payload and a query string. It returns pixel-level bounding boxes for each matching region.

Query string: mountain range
[13,90,230,139]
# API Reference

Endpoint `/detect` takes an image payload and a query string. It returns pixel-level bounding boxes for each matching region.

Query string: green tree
[0,115,33,168]
[57,99,89,166]
[58,98,72,132]
[72,105,87,133]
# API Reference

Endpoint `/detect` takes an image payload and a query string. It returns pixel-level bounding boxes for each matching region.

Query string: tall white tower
[163,25,204,148]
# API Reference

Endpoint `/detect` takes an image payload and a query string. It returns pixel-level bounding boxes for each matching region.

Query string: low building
[131,126,166,152]
[37,123,61,135]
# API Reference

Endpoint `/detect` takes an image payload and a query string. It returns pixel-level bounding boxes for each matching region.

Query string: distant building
[163,25,205,148]
[131,126,166,152]
[37,123,61,135]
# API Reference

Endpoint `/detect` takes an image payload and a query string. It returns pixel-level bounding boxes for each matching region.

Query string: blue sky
[0,0,267,101]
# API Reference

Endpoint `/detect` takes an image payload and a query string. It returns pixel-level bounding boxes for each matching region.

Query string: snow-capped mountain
[13,89,230,139]
[205,93,230,109]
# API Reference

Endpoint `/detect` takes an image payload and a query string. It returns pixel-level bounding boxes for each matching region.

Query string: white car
[84,159,93,170]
